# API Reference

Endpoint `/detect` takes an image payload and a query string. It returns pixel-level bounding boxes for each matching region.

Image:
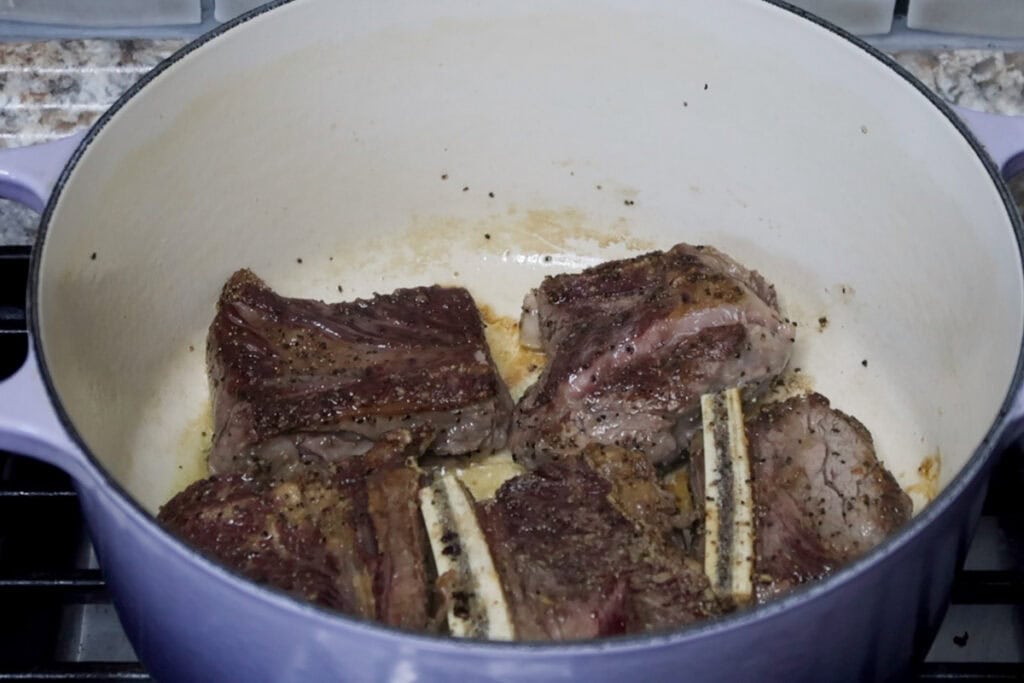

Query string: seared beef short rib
[158,430,434,630]
[160,247,914,640]
[690,393,912,602]
[207,269,513,474]
[477,445,722,639]
[511,244,795,467]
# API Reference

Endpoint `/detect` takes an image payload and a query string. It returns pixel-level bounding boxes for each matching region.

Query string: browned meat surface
[511,244,795,467]
[207,269,513,475]
[158,431,434,630]
[477,445,722,640]
[689,393,912,602]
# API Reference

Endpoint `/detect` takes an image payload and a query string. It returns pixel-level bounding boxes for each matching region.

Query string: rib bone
[701,387,755,605]
[419,472,515,639]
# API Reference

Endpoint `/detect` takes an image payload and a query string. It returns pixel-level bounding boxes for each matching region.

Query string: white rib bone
[701,387,755,605]
[419,472,515,639]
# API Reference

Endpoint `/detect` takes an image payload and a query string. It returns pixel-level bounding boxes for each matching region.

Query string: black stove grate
[0,244,1021,682]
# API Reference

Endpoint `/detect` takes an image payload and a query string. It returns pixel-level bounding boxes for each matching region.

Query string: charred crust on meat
[478,445,724,637]
[509,244,794,468]
[733,393,909,602]
[158,433,434,629]
[206,269,513,474]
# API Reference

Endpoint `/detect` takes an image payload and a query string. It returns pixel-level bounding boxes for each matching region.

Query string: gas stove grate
[0,244,1021,682]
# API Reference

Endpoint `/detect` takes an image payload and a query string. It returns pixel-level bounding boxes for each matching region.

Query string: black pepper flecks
[462,186,469,192]
[484,233,491,240]
[441,174,448,180]
[488,191,495,198]
[861,359,868,367]
[953,631,969,647]
[624,199,635,206]
[90,252,97,260]
[818,316,828,331]
[451,591,472,619]
[296,258,303,264]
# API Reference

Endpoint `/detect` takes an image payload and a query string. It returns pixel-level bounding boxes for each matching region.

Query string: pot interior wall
[35,0,1023,513]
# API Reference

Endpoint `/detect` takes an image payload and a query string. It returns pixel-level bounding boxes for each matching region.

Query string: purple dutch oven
[1,1,1024,680]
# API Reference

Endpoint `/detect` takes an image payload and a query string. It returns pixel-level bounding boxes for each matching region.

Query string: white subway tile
[214,0,269,22]
[786,0,897,35]
[0,0,201,27]
[907,0,1024,38]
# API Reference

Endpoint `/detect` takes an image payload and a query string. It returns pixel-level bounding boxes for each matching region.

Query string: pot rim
[27,0,1024,655]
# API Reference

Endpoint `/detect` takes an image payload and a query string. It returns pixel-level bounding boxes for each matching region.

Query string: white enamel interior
[36,0,1023,514]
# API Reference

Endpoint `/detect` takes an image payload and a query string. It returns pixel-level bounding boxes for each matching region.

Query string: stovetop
[0,245,1022,680]
[0,3,1023,679]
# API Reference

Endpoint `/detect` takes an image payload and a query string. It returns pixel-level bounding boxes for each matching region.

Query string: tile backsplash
[214,0,267,22]
[787,0,897,35]
[212,1,901,34]
[0,0,201,28]
[0,1,1021,39]
[908,0,1024,38]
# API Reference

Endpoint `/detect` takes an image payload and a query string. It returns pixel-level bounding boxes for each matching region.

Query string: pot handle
[0,132,85,213]
[0,133,91,482]
[0,344,90,483]
[953,106,1024,179]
